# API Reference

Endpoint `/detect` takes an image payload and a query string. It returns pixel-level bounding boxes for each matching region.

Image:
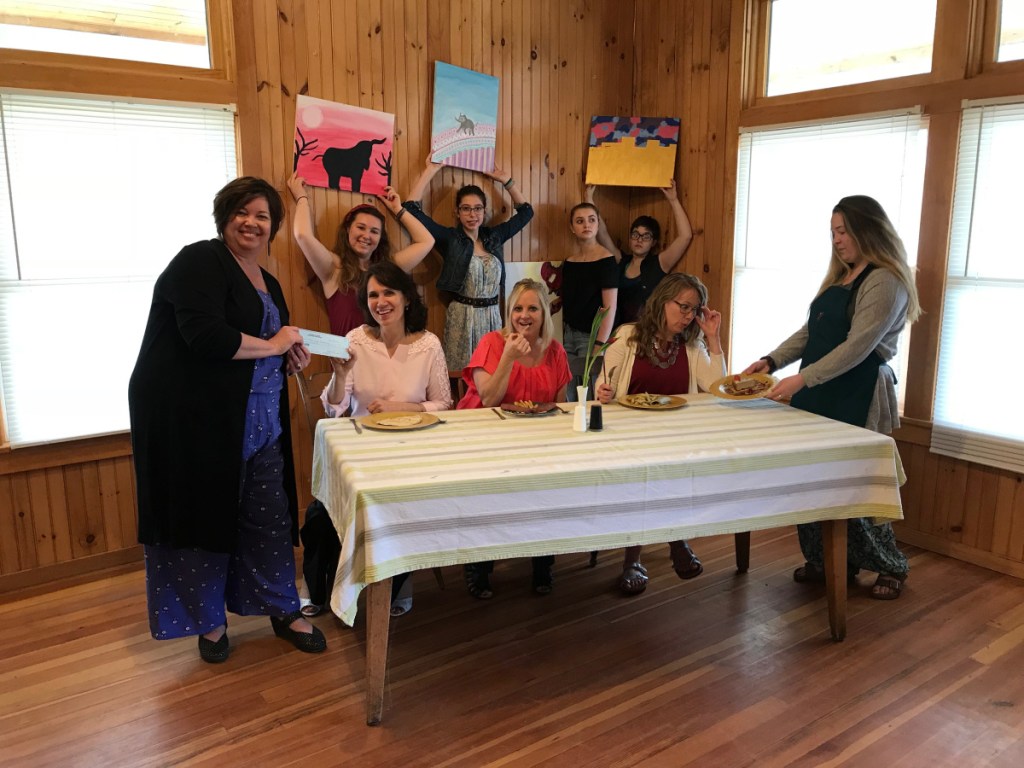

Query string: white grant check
[298,329,350,359]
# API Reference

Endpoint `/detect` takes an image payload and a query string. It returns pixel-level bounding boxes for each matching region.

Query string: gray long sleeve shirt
[768,268,909,434]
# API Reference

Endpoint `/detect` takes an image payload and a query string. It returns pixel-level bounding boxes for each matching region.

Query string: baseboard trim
[0,546,143,599]
[895,526,1024,580]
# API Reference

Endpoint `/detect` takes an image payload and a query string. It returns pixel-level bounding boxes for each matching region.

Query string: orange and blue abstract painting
[585,116,680,187]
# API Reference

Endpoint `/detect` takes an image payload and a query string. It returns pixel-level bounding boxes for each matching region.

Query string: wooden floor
[2,529,1024,767]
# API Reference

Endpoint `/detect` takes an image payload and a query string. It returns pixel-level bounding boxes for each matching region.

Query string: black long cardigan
[129,238,299,553]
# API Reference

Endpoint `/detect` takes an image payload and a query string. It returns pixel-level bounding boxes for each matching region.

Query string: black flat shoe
[197,630,229,663]
[270,611,327,654]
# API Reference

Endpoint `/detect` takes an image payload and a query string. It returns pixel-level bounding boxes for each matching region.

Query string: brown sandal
[871,573,905,600]
[669,540,703,580]
[618,563,649,595]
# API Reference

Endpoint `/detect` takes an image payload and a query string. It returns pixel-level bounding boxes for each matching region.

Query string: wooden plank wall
[2,0,1022,591]
[232,0,642,505]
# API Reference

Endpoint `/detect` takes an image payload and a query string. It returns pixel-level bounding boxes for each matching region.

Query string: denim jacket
[402,199,534,297]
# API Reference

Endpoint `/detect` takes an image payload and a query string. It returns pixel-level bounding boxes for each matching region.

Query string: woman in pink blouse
[320,261,452,617]
[321,261,452,418]
[457,278,571,599]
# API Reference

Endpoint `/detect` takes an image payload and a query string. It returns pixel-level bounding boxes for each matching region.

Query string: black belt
[451,294,499,308]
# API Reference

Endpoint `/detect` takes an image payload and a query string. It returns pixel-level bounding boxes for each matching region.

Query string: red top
[629,349,691,395]
[457,331,572,409]
[325,288,363,336]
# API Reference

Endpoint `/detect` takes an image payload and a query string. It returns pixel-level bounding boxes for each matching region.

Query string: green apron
[790,266,882,428]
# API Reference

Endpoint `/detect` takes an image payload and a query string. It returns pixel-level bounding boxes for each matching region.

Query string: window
[0,1,210,68]
[766,0,937,96]
[930,100,1024,473]
[732,113,928,403]
[0,90,236,446]
[998,0,1024,62]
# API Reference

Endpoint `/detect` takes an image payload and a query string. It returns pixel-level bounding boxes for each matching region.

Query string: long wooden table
[312,394,906,724]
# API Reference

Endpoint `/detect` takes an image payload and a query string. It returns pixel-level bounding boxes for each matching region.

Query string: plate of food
[358,411,441,431]
[617,393,687,410]
[500,399,560,417]
[709,373,777,400]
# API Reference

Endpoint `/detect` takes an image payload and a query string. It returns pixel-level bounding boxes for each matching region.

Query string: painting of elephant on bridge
[293,94,394,195]
[429,61,499,173]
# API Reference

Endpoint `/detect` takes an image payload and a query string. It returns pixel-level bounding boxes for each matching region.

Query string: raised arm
[486,166,527,207]
[657,180,694,274]
[597,287,618,344]
[406,156,443,203]
[376,186,434,273]
[585,184,618,258]
[287,173,338,292]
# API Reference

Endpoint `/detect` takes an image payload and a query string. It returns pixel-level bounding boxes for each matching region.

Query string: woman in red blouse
[457,278,571,598]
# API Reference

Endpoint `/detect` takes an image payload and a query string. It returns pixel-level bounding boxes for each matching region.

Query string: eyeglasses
[458,205,486,214]
[629,231,654,243]
[670,300,701,316]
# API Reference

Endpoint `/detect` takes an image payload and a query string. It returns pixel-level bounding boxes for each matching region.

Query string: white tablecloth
[312,394,905,625]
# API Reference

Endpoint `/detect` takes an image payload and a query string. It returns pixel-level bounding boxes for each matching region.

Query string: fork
[350,417,362,434]
[491,407,507,420]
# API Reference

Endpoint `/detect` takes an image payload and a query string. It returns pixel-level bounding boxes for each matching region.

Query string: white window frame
[930,98,1024,473]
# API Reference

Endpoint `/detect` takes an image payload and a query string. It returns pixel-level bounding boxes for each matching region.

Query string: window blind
[0,90,236,446]
[930,101,1024,473]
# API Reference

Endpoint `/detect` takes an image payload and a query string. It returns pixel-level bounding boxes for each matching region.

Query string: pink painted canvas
[293,95,394,195]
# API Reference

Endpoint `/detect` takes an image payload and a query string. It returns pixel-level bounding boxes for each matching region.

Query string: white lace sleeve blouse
[320,326,452,417]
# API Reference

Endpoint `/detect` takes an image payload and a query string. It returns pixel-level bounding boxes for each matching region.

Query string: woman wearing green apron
[744,195,921,600]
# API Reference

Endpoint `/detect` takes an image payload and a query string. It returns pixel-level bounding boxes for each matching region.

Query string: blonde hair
[823,196,921,322]
[503,279,555,351]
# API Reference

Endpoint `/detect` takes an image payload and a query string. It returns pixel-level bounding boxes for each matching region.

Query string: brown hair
[212,177,284,240]
[630,273,708,363]
[332,205,392,292]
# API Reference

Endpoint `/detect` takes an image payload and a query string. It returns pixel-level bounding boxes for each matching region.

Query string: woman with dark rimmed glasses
[400,155,534,373]
[596,273,726,596]
[585,179,694,327]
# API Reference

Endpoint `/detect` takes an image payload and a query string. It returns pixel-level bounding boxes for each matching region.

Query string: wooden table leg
[821,520,848,642]
[365,577,392,725]
[734,531,751,573]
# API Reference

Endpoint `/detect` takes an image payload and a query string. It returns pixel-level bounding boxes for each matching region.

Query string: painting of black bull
[313,137,387,192]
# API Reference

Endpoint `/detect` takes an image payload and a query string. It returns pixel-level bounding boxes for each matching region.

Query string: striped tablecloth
[312,394,906,625]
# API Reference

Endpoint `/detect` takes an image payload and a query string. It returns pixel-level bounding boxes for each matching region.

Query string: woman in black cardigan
[129,177,325,663]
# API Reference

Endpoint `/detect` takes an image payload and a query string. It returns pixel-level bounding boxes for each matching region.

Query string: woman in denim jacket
[403,156,534,371]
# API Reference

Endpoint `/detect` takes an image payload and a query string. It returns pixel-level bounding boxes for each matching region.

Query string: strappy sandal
[464,564,493,600]
[871,573,905,600]
[618,562,649,595]
[793,562,859,585]
[669,540,704,580]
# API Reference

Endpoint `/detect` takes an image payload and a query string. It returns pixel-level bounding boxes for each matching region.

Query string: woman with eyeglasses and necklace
[596,273,725,596]
[585,180,694,327]
[401,156,534,372]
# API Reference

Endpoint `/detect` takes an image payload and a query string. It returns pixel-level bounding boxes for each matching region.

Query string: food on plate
[375,414,423,427]
[502,400,556,414]
[723,375,772,397]
[623,393,673,407]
